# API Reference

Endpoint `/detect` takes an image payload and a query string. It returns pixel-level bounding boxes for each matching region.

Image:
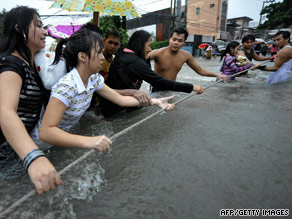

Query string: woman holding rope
[37,28,175,151]
[0,6,62,195]
[219,41,260,81]
[100,30,204,117]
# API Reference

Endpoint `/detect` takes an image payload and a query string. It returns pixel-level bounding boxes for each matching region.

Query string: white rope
[0,60,271,218]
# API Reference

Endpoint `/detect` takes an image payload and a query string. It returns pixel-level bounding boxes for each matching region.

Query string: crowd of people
[0,6,291,195]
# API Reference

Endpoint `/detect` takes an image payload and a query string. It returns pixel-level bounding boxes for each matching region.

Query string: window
[196,7,200,14]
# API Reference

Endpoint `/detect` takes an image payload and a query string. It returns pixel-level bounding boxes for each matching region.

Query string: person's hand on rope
[250,63,262,71]
[132,90,152,107]
[82,135,112,152]
[270,54,277,61]
[151,95,175,111]
[216,74,228,83]
[28,156,63,195]
[193,85,204,94]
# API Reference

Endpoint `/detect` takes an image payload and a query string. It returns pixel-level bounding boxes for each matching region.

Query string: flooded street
[1,57,292,218]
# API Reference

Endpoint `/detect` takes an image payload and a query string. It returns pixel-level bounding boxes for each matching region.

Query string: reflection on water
[1,59,292,218]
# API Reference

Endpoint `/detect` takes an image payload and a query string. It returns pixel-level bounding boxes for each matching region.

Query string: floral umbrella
[50,0,140,25]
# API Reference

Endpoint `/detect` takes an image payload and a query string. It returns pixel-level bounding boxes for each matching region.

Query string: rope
[0,60,271,218]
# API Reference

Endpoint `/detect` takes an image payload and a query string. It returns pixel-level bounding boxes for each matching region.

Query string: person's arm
[257,48,291,72]
[114,89,151,107]
[149,49,160,61]
[0,71,62,195]
[39,96,111,151]
[186,53,227,82]
[97,84,175,110]
[130,59,204,94]
[253,50,273,61]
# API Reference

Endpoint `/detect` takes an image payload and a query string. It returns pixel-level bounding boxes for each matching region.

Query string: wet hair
[80,23,103,36]
[220,41,240,61]
[127,30,151,60]
[0,6,40,67]
[274,31,291,42]
[105,30,121,41]
[53,29,104,72]
[170,27,188,40]
[241,34,255,43]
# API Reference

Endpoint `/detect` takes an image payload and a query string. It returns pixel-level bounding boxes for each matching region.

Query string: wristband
[23,149,45,171]
[258,65,266,70]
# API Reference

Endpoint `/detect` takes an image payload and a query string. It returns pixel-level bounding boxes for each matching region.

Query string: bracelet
[258,65,266,70]
[23,149,45,171]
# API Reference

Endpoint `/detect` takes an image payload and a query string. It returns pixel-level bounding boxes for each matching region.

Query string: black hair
[105,30,121,41]
[127,30,151,60]
[170,27,188,40]
[241,34,255,43]
[53,29,104,72]
[0,6,40,67]
[274,31,291,42]
[80,23,103,36]
[220,41,240,61]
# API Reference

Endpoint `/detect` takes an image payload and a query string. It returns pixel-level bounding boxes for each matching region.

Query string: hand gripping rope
[0,60,271,218]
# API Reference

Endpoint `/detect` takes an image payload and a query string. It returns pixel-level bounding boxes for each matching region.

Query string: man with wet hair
[100,30,121,80]
[254,31,292,84]
[238,34,272,62]
[149,27,226,92]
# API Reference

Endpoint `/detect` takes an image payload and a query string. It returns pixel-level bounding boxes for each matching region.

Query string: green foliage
[258,0,292,29]
[99,16,129,47]
[151,40,169,50]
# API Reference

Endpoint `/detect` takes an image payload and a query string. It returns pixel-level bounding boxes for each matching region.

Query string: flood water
[0,58,292,218]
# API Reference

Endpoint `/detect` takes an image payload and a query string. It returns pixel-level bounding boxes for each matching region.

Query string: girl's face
[230,45,241,56]
[144,36,152,59]
[27,17,47,54]
[89,43,104,74]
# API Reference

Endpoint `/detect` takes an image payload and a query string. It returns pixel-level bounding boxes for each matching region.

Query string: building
[186,0,228,41]
[226,16,253,41]
[127,0,229,56]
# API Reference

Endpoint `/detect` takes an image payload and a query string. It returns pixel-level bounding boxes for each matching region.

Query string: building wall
[227,17,252,40]
[127,8,173,40]
[186,0,226,40]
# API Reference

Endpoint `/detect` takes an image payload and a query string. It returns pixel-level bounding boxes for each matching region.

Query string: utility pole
[172,0,177,30]
[176,0,181,27]
[259,0,275,25]
[184,0,188,28]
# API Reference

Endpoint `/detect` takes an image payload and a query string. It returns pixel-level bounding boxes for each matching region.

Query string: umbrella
[47,24,82,38]
[255,38,265,44]
[50,0,140,25]
[212,40,225,46]
[199,43,209,49]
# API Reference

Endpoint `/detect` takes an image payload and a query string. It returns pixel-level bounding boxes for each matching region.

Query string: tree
[99,15,129,47]
[258,0,292,29]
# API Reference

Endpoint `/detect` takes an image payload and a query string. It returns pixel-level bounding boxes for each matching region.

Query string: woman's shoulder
[0,55,27,70]
[53,70,76,90]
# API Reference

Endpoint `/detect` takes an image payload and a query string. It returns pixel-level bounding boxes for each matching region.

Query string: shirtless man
[149,27,226,92]
[254,31,292,84]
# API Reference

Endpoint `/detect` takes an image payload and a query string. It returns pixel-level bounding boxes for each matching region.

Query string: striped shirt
[220,54,252,77]
[0,55,46,145]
